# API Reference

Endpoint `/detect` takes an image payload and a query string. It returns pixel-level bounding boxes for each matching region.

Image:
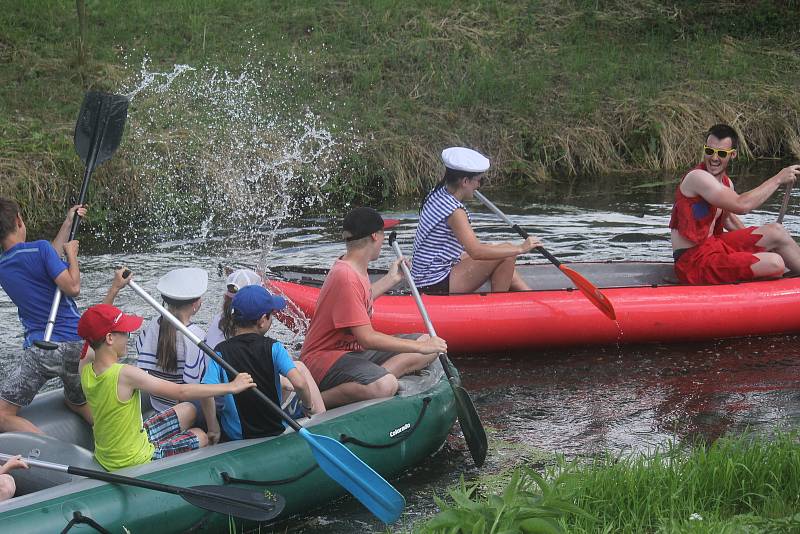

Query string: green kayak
[0,363,455,532]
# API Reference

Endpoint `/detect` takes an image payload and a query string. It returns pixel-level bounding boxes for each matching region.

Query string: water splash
[113,52,356,262]
[125,57,195,101]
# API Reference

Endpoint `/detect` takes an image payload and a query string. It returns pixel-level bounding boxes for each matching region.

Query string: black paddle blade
[74,91,129,167]
[450,378,488,468]
[179,485,286,522]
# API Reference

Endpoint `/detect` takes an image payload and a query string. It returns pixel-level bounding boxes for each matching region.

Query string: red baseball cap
[78,304,143,357]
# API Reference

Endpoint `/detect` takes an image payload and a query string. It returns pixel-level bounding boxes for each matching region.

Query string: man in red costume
[670,123,800,285]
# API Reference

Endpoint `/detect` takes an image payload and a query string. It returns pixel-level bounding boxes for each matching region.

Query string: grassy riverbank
[415,432,800,533]
[2,1,800,230]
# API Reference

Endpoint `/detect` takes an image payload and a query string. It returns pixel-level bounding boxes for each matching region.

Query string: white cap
[226,269,262,292]
[157,268,208,300]
[441,147,490,173]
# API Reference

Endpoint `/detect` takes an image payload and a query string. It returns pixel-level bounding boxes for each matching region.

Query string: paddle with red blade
[388,232,487,467]
[473,190,616,321]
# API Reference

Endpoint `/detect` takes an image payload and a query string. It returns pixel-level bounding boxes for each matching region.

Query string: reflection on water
[2,163,800,532]
[462,336,800,456]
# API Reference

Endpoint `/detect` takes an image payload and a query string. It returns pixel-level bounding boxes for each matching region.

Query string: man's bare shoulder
[682,168,723,197]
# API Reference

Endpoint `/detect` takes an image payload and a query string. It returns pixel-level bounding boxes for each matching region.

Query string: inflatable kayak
[0,361,454,532]
[267,262,800,353]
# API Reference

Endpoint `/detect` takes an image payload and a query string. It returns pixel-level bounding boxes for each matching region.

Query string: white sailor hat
[157,267,208,300]
[441,147,490,173]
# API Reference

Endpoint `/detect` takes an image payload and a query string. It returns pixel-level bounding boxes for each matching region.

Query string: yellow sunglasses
[703,145,736,158]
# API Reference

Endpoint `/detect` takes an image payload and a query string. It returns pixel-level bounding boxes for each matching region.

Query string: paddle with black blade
[36,92,129,350]
[473,190,617,321]
[387,232,488,467]
[123,274,406,524]
[0,453,284,521]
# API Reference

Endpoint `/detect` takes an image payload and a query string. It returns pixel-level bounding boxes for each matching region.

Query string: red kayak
[266,262,800,353]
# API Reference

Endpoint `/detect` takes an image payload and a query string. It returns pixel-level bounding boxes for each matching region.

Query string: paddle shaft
[0,453,195,497]
[472,190,561,265]
[472,189,616,320]
[0,453,276,513]
[387,232,488,467]
[124,278,303,433]
[387,241,452,375]
[778,183,793,224]
[39,97,114,347]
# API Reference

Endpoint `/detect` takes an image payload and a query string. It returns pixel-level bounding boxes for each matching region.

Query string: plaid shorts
[0,340,86,407]
[143,407,200,460]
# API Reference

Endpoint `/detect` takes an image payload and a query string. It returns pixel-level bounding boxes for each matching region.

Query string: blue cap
[231,285,286,321]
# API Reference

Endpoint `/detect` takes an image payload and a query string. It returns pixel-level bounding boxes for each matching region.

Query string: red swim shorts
[674,227,764,285]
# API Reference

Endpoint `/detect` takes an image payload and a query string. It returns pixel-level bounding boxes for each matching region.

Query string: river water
[2,162,800,532]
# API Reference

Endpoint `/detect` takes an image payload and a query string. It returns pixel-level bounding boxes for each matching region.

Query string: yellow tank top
[81,363,155,471]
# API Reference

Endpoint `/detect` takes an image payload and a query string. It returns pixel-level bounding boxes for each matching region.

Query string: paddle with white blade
[387,232,487,467]
[473,190,616,321]
[123,273,405,524]
[0,453,284,522]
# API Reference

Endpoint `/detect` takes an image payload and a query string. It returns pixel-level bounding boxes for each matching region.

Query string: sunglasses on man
[703,145,736,158]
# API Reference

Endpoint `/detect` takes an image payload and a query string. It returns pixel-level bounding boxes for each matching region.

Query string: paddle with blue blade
[36,92,129,350]
[0,453,284,521]
[124,274,406,524]
[473,190,617,321]
[388,232,488,467]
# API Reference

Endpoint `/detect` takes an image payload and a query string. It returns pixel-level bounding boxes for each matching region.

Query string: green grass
[2,1,800,230]
[415,432,800,533]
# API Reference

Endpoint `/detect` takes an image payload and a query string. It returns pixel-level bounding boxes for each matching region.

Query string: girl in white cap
[206,268,325,418]
[411,147,541,294]
[135,267,209,415]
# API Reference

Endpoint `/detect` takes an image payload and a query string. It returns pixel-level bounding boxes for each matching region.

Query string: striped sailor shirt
[412,186,470,287]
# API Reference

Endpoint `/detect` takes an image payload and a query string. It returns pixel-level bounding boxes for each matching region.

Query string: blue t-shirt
[202,336,296,440]
[0,240,81,348]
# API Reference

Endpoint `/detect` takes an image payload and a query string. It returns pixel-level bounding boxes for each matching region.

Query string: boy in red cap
[78,270,256,471]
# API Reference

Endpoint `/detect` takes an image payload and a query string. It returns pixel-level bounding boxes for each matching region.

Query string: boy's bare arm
[102,268,131,305]
[0,455,29,475]
[118,365,256,402]
[200,397,220,445]
[286,368,315,413]
[53,241,81,297]
[350,324,447,354]
[51,205,86,252]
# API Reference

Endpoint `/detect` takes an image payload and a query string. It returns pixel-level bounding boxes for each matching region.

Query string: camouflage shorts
[0,340,86,407]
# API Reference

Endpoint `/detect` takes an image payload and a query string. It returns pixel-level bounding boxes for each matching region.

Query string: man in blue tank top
[0,197,91,433]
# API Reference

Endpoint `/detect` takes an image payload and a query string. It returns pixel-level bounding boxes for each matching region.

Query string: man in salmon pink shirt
[300,207,447,409]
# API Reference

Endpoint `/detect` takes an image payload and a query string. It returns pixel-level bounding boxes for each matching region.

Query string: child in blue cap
[200,285,324,442]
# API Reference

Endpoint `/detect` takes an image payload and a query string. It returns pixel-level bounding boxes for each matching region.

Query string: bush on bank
[416,432,800,533]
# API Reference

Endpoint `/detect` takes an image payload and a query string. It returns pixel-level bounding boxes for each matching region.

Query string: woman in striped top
[135,268,208,415]
[411,147,541,294]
